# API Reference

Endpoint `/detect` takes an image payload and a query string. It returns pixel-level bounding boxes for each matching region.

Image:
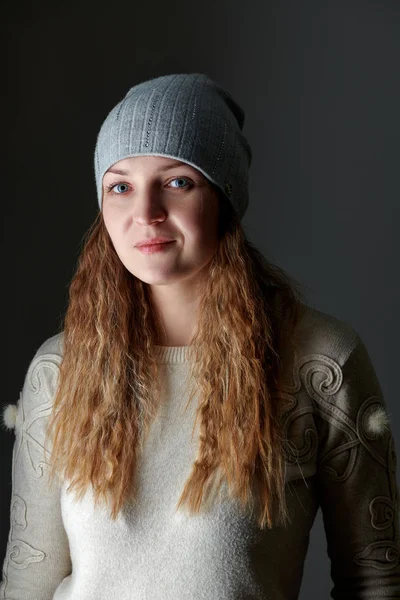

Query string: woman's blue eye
[107,177,191,195]
[113,183,129,194]
[169,177,190,188]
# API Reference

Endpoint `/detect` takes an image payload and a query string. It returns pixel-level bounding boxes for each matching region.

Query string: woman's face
[101,156,220,288]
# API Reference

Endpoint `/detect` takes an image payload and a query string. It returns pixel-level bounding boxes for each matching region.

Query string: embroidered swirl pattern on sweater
[1,355,61,596]
[279,351,399,572]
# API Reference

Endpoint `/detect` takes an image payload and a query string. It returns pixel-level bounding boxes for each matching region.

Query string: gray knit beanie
[94,73,252,221]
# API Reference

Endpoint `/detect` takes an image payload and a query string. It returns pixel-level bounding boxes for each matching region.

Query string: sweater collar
[153,344,192,364]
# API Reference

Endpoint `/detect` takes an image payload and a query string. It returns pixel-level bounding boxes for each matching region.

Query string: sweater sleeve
[0,351,72,600]
[315,334,400,599]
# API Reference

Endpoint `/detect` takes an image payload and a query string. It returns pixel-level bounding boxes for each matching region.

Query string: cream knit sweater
[1,304,399,599]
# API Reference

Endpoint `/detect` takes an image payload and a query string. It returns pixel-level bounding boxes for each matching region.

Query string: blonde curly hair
[45,190,306,530]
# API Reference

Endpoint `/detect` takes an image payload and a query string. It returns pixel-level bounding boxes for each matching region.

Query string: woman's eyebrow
[105,161,190,177]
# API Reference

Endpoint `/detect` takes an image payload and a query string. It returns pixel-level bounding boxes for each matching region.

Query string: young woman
[1,73,399,600]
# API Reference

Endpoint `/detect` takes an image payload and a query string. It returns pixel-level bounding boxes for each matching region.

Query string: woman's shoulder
[293,303,362,368]
[34,330,65,360]
[2,332,65,433]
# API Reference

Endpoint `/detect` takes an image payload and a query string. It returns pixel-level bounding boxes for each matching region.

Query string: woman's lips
[136,241,175,254]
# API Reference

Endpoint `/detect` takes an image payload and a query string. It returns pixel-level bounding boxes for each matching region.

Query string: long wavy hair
[45,188,307,530]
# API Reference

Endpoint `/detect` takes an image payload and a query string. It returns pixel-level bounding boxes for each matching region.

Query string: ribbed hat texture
[94,73,252,220]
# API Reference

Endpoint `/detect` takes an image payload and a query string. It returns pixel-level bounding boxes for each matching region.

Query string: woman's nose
[131,188,167,224]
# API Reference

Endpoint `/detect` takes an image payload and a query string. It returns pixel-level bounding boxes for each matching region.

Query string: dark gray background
[2,1,399,597]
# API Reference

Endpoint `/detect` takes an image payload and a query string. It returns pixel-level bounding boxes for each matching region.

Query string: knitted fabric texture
[94,73,252,220]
